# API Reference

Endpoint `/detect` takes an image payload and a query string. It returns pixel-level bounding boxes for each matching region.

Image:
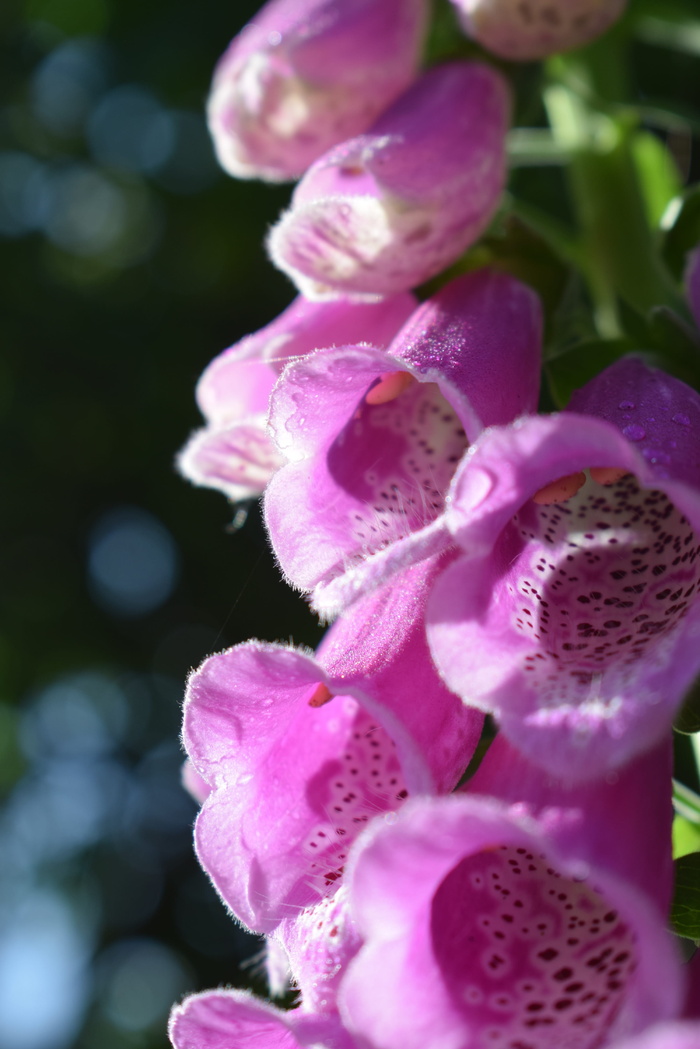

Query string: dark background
[0,1,322,1047]
[1,2,699,1048]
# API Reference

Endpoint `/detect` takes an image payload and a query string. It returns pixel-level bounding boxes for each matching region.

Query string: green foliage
[675,676,700,734]
[673,816,700,859]
[546,338,634,407]
[663,184,700,279]
[670,852,700,940]
[631,129,683,229]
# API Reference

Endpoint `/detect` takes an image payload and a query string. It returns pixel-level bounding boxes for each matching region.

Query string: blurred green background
[1,1,700,1048]
[0,1,323,1047]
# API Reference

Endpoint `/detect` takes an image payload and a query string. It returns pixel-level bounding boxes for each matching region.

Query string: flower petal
[268,62,510,297]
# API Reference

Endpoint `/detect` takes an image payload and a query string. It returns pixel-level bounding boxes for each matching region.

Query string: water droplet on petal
[619,400,635,410]
[642,448,670,465]
[673,413,690,426]
[622,424,645,441]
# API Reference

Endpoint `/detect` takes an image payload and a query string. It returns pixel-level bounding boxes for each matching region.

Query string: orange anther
[590,467,630,486]
[532,471,586,506]
[308,682,333,708]
[365,371,415,406]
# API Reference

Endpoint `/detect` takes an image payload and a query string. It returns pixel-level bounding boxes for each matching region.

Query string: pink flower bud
[452,0,628,61]
[208,0,428,182]
[267,61,510,298]
[177,292,415,502]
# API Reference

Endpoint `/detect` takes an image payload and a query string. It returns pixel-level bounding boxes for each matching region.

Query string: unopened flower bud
[451,0,627,61]
[208,0,428,182]
[268,61,510,299]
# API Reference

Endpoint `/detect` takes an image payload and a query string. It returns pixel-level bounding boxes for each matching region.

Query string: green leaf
[673,816,700,859]
[423,0,477,63]
[546,338,634,407]
[670,852,700,940]
[633,4,700,57]
[425,208,573,348]
[674,779,700,823]
[544,271,598,363]
[645,307,700,387]
[663,184,700,279]
[648,305,699,353]
[675,680,700,735]
[615,299,700,388]
[631,131,682,229]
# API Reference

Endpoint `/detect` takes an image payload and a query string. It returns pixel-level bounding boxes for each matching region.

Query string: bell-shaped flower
[450,0,628,61]
[207,0,428,183]
[169,989,356,1049]
[178,293,415,502]
[341,734,682,1049]
[428,356,700,781]
[267,62,510,299]
[264,269,542,616]
[183,556,483,933]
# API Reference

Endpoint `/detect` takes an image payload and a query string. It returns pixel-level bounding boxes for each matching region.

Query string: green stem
[674,778,700,825]
[544,50,684,338]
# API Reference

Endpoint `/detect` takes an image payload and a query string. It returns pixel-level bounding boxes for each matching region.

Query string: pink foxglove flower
[169,989,356,1049]
[341,735,681,1049]
[208,0,428,182]
[451,0,628,61]
[428,356,700,781]
[267,62,510,299]
[178,293,415,502]
[183,557,482,933]
[274,884,361,1014]
[264,270,542,616]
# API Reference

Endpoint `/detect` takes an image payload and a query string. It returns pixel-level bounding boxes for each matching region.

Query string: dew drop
[618,400,635,410]
[673,413,691,427]
[642,448,670,465]
[622,424,645,441]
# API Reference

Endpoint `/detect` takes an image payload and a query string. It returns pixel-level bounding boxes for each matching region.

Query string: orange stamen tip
[532,471,586,506]
[308,683,333,708]
[365,371,415,406]
[590,467,630,486]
